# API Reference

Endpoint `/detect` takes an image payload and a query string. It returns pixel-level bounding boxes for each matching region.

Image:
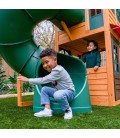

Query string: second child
[82,40,101,71]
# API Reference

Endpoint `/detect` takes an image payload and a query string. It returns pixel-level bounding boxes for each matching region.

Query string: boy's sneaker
[64,107,73,119]
[34,108,52,117]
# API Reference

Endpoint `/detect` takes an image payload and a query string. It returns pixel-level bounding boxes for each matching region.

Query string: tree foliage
[33,20,55,49]
[0,65,9,94]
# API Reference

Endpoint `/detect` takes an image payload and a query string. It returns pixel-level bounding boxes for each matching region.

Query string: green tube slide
[0,9,92,113]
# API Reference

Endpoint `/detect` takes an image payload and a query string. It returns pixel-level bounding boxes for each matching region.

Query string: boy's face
[41,56,57,72]
[87,42,96,52]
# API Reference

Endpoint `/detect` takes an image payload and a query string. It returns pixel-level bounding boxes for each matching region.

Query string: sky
[0,0,120,9]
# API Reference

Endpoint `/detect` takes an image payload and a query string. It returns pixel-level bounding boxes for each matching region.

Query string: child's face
[41,56,57,72]
[87,42,96,52]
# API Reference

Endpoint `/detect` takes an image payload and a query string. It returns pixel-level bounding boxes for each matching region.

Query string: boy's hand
[94,66,99,71]
[17,76,29,82]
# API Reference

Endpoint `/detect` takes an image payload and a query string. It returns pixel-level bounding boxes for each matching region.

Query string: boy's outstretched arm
[17,76,29,82]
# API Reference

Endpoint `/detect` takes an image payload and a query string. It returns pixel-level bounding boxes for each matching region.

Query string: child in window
[17,48,75,119]
[82,40,101,71]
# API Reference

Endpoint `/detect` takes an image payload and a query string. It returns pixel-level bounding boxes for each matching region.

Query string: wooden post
[17,74,33,107]
[61,21,73,40]
[103,9,115,106]
[17,74,22,106]
[85,9,90,30]
[113,9,117,24]
[54,25,59,52]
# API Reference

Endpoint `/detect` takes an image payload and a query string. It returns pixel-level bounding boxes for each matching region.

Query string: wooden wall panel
[90,96,109,106]
[114,75,120,100]
[89,85,107,91]
[88,73,107,79]
[90,91,108,96]
[87,67,109,106]
[88,79,107,85]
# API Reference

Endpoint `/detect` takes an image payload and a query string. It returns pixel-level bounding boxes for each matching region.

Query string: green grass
[0,96,120,129]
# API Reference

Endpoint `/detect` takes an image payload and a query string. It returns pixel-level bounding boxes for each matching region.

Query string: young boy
[81,40,101,71]
[17,48,75,119]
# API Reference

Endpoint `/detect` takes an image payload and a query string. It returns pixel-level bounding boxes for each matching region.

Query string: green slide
[0,9,92,113]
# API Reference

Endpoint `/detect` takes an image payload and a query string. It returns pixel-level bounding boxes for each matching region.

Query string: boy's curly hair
[40,48,57,58]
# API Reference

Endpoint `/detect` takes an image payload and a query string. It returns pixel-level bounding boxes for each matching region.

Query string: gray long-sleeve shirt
[29,65,75,91]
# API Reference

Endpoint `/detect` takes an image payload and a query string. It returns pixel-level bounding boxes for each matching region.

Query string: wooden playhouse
[54,9,120,106]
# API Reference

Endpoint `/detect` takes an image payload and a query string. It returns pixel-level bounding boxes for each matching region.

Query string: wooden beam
[21,101,33,107]
[110,30,120,42]
[61,21,73,40]
[17,74,22,106]
[103,9,115,106]
[85,9,90,30]
[54,25,59,52]
[58,26,104,45]
[87,66,107,74]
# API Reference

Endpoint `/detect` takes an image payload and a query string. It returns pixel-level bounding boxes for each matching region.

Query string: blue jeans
[41,86,75,111]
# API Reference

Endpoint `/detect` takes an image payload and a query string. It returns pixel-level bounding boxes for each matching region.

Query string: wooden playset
[17,9,120,107]
[54,9,120,106]
[1,9,120,107]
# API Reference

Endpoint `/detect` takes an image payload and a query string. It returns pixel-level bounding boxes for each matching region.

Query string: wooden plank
[115,90,120,100]
[88,73,107,80]
[115,79,120,84]
[90,90,108,96]
[90,96,109,106]
[71,49,82,56]
[59,30,105,48]
[87,66,107,74]
[109,18,114,25]
[61,21,73,40]
[108,9,117,22]
[59,37,70,45]
[89,85,108,91]
[69,22,85,31]
[88,79,107,84]
[82,27,104,38]
[58,25,104,45]
[21,101,33,107]
[110,30,120,42]
[58,22,85,36]
[59,33,70,40]
[115,85,120,90]
[17,74,23,107]
[70,27,86,39]
[109,12,117,25]
[114,75,120,79]
[59,22,85,34]
[85,9,90,30]
[54,26,59,52]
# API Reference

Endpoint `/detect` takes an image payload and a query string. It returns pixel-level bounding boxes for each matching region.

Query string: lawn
[0,95,120,129]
